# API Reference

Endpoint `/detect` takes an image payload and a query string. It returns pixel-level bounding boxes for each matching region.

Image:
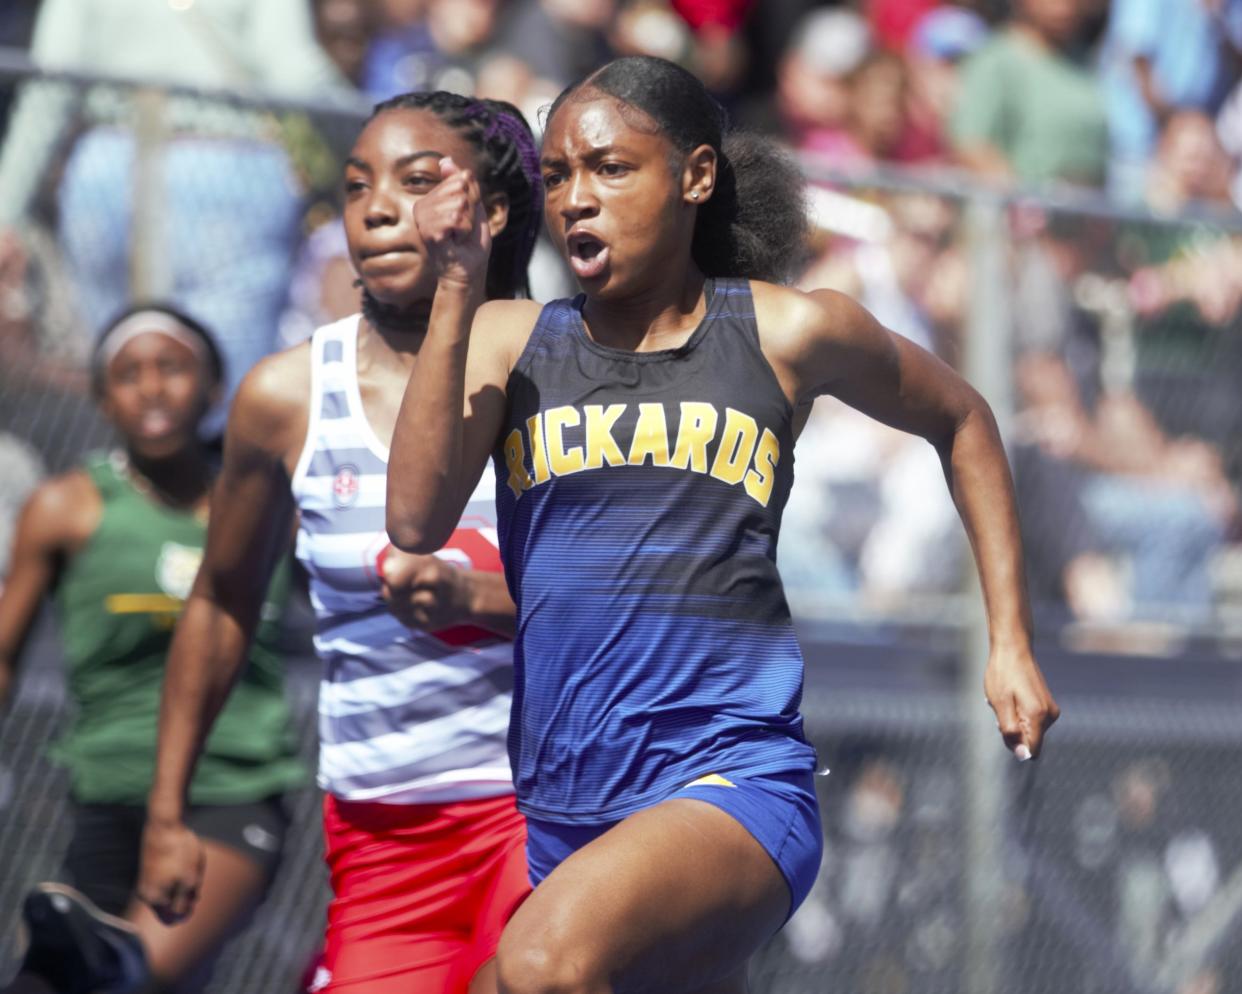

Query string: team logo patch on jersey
[332,464,361,507]
[155,541,203,600]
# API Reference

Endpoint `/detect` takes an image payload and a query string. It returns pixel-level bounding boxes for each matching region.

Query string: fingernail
[1014,744,1032,762]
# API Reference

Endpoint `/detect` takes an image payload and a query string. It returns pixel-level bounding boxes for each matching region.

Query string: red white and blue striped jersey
[291,315,513,803]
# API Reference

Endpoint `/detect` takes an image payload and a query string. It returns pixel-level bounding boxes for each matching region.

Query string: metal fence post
[961,194,1015,994]
[130,86,169,301]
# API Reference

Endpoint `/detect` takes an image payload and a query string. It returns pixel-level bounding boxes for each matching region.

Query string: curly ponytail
[693,132,808,284]
[547,56,808,284]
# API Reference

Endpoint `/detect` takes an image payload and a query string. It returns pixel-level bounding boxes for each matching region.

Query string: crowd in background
[0,0,1239,635]
[307,0,1242,211]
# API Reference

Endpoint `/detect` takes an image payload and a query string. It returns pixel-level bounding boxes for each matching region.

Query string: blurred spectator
[1101,0,1242,204]
[780,398,964,605]
[492,0,617,92]
[800,192,966,354]
[1144,110,1236,214]
[866,0,941,51]
[1014,352,1235,625]
[802,49,911,167]
[363,0,503,100]
[900,6,990,163]
[610,2,694,71]
[781,750,964,989]
[668,0,754,95]
[670,0,752,35]
[950,0,1109,187]
[314,0,379,88]
[610,1,693,65]
[276,214,356,350]
[0,0,359,434]
[372,0,427,29]
[1004,208,1240,627]
[783,194,967,605]
[1126,234,1242,329]
[1214,78,1242,207]
[761,8,873,150]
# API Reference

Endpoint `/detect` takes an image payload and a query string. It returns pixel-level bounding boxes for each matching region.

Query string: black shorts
[64,797,290,916]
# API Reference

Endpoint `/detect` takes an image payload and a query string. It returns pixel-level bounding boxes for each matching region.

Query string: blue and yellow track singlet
[493,278,817,824]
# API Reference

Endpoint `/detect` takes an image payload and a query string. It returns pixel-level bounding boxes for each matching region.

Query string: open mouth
[567,232,610,280]
[138,409,175,437]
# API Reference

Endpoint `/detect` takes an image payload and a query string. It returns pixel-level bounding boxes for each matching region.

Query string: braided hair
[366,91,543,305]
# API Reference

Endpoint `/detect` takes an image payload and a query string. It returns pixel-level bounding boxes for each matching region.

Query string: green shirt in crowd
[51,452,305,806]
[951,27,1109,187]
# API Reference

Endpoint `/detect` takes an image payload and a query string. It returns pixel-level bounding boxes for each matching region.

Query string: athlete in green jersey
[0,305,303,994]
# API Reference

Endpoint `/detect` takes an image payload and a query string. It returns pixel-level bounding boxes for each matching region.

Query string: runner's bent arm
[760,284,1059,756]
[141,352,304,920]
[386,161,539,552]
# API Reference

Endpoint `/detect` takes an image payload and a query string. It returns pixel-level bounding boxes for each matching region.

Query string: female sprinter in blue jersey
[386,56,1059,994]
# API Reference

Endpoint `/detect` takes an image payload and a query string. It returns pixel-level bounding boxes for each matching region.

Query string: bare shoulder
[751,281,874,350]
[228,341,312,465]
[750,281,889,404]
[21,469,99,551]
[473,298,544,372]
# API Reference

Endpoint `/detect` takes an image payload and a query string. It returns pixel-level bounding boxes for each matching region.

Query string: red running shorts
[314,791,529,993]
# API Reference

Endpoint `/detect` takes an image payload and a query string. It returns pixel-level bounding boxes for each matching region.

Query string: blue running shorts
[525,769,823,920]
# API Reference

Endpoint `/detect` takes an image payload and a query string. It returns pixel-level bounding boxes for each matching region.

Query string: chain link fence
[1,64,1240,994]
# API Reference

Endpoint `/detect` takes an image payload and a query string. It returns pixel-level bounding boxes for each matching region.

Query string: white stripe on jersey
[291,315,512,803]
[319,644,512,717]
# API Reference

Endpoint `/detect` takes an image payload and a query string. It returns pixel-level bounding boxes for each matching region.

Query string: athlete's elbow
[385,513,447,555]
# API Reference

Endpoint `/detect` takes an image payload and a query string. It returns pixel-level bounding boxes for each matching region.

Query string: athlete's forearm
[147,592,256,824]
[937,401,1033,652]
[466,571,516,638]
[387,279,484,553]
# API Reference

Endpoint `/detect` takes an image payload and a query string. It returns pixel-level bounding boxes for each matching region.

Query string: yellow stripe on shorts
[685,773,736,788]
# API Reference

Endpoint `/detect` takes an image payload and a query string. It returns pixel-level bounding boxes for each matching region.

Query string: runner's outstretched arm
[140,357,300,923]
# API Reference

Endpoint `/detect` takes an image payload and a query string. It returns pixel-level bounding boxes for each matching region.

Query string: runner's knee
[495,918,608,994]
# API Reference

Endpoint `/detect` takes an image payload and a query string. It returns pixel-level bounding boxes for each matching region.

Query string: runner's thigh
[496,798,789,994]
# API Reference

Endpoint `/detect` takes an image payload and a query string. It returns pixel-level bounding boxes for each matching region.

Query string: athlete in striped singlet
[387,56,1060,993]
[137,93,543,994]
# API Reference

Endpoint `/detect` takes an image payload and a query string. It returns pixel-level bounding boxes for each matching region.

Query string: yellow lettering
[627,403,671,466]
[503,428,534,497]
[743,428,780,506]
[670,402,719,473]
[584,404,627,469]
[710,408,759,485]
[545,406,585,477]
[527,413,551,485]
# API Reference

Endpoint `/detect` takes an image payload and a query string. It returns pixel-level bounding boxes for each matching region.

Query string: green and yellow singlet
[51,452,304,806]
